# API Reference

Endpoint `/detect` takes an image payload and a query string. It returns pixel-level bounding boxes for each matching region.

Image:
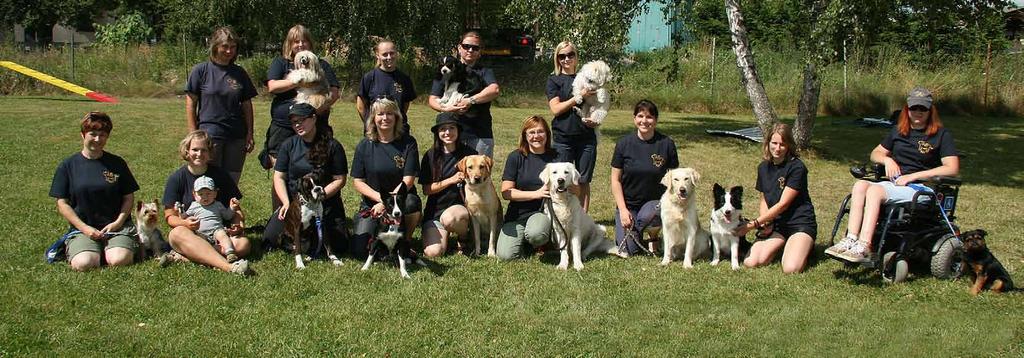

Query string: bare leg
[229,236,251,258]
[857,185,888,247]
[580,183,591,213]
[743,237,785,268]
[403,212,422,243]
[168,226,232,272]
[105,247,135,267]
[421,226,447,258]
[845,180,871,237]
[69,252,101,271]
[780,233,814,274]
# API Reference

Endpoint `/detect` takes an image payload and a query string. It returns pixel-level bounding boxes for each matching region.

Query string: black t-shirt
[358,68,417,124]
[419,145,478,220]
[185,61,258,139]
[430,66,497,139]
[755,157,816,227]
[161,165,243,210]
[265,56,341,128]
[880,127,957,176]
[351,136,420,208]
[501,150,558,222]
[546,74,596,141]
[611,132,679,209]
[49,152,140,228]
[274,136,348,202]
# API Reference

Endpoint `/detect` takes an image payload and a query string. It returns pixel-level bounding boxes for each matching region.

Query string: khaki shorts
[66,230,139,260]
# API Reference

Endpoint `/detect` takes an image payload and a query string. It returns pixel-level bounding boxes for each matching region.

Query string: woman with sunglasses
[546,41,597,211]
[427,31,501,157]
[825,86,960,263]
[356,39,417,133]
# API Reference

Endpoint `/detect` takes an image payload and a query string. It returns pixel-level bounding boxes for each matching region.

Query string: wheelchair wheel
[931,234,964,280]
[882,252,909,283]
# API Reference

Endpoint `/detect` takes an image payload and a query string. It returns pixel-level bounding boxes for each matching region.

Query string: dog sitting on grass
[961,229,1014,295]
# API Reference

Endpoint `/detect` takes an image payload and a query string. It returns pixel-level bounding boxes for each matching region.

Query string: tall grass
[2,42,1022,116]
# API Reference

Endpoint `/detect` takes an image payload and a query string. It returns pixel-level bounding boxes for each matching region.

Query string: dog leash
[618,203,660,256]
[543,198,569,251]
[908,183,960,241]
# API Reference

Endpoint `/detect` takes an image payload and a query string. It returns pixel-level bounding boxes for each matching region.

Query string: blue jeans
[613,200,662,255]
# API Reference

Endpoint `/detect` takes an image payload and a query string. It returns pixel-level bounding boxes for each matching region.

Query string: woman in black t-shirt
[351,98,421,259]
[419,114,478,257]
[356,39,417,132]
[495,116,557,260]
[826,87,959,263]
[734,123,817,273]
[547,41,598,212]
[49,112,140,271]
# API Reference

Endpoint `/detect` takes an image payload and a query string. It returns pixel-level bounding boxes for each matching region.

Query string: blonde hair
[552,41,577,75]
[365,98,407,141]
[179,130,211,161]
[282,24,315,60]
[762,123,799,161]
[208,26,240,63]
[373,39,398,68]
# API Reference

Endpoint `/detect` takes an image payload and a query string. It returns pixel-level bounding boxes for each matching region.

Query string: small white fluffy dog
[572,60,612,128]
[540,162,617,271]
[457,155,503,257]
[710,183,745,270]
[286,50,332,109]
[659,168,711,267]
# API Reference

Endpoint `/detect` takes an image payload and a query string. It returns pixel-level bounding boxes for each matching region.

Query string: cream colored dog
[540,162,617,271]
[287,50,331,109]
[457,155,503,257]
[659,167,711,268]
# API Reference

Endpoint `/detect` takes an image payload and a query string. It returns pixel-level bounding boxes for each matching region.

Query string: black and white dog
[709,183,751,270]
[360,183,423,278]
[285,170,343,269]
[436,55,484,108]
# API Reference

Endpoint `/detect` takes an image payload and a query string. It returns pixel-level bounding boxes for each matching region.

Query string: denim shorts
[875,181,933,204]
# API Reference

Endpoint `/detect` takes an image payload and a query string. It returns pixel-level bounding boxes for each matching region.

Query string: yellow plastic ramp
[0,61,117,103]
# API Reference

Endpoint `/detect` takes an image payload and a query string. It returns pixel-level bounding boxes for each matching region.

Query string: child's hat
[194,176,216,191]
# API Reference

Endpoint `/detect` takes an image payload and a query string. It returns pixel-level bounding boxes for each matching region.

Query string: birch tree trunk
[794,62,820,150]
[725,0,777,136]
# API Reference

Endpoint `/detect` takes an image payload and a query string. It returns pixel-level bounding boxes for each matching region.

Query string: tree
[503,0,648,60]
[724,0,777,135]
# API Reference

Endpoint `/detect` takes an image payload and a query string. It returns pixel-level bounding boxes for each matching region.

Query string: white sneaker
[840,241,874,263]
[825,234,859,257]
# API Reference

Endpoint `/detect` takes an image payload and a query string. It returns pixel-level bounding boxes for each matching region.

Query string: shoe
[230,259,254,276]
[825,234,859,257]
[225,252,239,263]
[840,241,874,263]
[158,250,184,267]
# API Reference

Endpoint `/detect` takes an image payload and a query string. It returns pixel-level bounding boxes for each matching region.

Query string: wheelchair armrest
[909,190,939,213]
[849,164,888,182]
[926,176,961,186]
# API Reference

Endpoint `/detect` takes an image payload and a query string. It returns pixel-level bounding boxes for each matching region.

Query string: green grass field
[1,96,1022,355]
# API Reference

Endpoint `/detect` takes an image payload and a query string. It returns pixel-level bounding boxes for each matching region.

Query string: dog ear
[713,183,724,196]
[457,156,468,174]
[539,164,552,186]
[153,198,160,207]
[483,156,494,173]
[731,186,743,198]
[572,166,581,186]
[691,169,701,185]
[660,171,673,189]
[136,200,143,211]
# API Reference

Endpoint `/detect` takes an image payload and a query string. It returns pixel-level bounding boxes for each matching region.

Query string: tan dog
[659,167,711,268]
[135,199,165,260]
[457,155,503,257]
[540,162,617,271]
[287,50,332,109]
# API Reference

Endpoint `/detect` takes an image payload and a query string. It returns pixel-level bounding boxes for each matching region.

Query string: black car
[473,28,536,62]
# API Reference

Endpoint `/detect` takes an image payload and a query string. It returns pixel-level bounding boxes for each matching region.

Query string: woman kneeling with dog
[351,98,422,259]
[496,116,557,260]
[261,103,349,256]
[733,123,817,273]
[50,112,140,271]
[419,113,477,257]
[163,129,252,275]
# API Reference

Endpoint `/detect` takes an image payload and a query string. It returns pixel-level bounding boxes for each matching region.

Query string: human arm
[242,99,254,153]
[56,199,104,239]
[353,178,385,216]
[355,96,367,119]
[325,174,347,198]
[895,156,959,186]
[735,191,796,236]
[869,144,902,179]
[428,94,468,113]
[610,167,632,229]
[185,94,198,131]
[273,170,291,220]
[500,180,549,202]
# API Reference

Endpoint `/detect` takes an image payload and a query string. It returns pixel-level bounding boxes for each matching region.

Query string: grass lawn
[1,96,1022,356]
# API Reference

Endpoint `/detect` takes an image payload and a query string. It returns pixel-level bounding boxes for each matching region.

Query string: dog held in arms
[135,199,167,260]
[287,50,332,109]
[710,183,752,270]
[540,162,617,271]
[436,55,485,108]
[961,229,1014,295]
[572,60,612,132]
[283,169,342,269]
[659,168,712,267]
[361,183,425,278]
[458,155,503,257]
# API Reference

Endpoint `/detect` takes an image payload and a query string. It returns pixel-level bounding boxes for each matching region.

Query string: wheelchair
[829,164,964,283]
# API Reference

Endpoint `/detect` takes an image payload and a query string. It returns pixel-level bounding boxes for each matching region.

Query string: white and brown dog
[283,170,342,269]
[287,50,332,109]
[135,199,166,260]
[540,162,617,271]
[572,60,612,130]
[457,155,503,257]
[659,168,712,267]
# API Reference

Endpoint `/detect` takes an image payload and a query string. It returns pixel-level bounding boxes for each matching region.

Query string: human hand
[229,197,241,211]
[883,158,901,180]
[184,218,201,231]
[244,136,255,153]
[582,118,600,128]
[619,210,634,229]
[83,226,106,240]
[226,223,244,237]
[371,203,386,217]
[732,221,754,237]
[100,222,123,235]
[894,174,915,186]
[534,188,550,200]
[277,205,289,221]
[579,88,593,98]
[450,172,466,185]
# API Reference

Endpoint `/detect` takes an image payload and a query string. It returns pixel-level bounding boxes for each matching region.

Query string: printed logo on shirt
[226,77,242,91]
[103,170,120,184]
[651,154,665,168]
[778,176,786,189]
[392,82,404,96]
[393,155,406,169]
[917,140,934,154]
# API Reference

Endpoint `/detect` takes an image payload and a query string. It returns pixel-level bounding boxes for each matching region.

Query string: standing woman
[546,41,598,211]
[350,98,422,259]
[262,24,341,171]
[50,112,140,271]
[356,39,417,132]
[610,100,678,257]
[184,26,258,184]
[163,130,252,275]
[495,116,557,260]
[419,113,477,257]
[427,31,501,157]
[733,123,817,273]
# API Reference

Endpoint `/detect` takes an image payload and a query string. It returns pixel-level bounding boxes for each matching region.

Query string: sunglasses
[909,106,930,112]
[557,52,576,61]
[459,43,481,52]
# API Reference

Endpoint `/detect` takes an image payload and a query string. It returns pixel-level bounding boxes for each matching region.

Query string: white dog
[286,50,332,110]
[659,168,711,268]
[540,162,617,271]
[710,183,746,270]
[457,155,503,257]
[572,60,612,129]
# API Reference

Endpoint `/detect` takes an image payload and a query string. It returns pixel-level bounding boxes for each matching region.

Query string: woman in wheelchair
[825,86,960,263]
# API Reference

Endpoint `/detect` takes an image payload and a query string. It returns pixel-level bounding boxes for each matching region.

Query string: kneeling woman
[496,116,557,260]
[262,103,348,256]
[351,98,421,259]
[734,123,817,273]
[419,113,477,257]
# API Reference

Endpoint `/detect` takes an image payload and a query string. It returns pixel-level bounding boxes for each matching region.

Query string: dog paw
[659,260,671,266]
[400,270,411,279]
[573,263,584,271]
[556,263,569,271]
[731,264,741,270]
[683,261,694,269]
[710,259,720,266]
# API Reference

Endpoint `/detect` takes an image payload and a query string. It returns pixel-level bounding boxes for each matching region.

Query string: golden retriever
[540,162,617,271]
[457,155,503,257]
[659,167,711,267]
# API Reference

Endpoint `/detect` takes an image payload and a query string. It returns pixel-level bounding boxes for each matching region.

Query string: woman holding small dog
[825,86,959,263]
[427,31,500,157]
[419,113,478,257]
[496,115,557,260]
[163,129,252,275]
[351,98,422,259]
[50,112,140,271]
[610,100,678,257]
[184,26,258,184]
[356,39,417,132]
[733,123,817,273]
[547,41,598,212]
